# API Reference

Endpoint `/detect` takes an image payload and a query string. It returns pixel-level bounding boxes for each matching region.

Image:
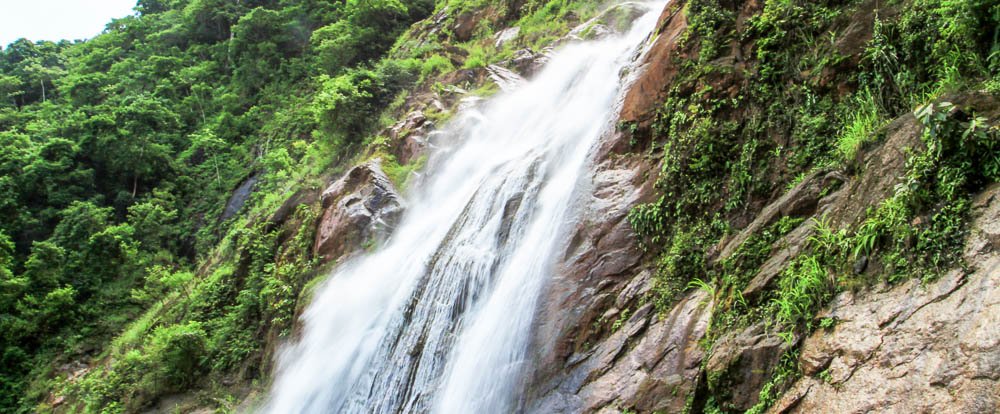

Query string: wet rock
[716,170,825,264]
[822,113,925,227]
[740,219,815,301]
[313,160,404,263]
[389,111,429,140]
[457,96,485,112]
[525,141,659,408]
[501,48,548,77]
[487,64,526,91]
[614,269,652,308]
[528,291,712,414]
[389,111,434,164]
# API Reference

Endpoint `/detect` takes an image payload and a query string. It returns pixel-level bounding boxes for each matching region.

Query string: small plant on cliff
[836,89,885,164]
[773,254,833,332]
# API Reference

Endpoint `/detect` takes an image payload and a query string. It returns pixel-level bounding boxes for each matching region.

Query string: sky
[0,0,138,48]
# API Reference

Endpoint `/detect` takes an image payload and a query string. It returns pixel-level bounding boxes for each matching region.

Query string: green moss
[382,154,428,190]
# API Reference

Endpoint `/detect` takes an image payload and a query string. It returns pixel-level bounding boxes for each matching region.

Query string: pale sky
[0,0,138,48]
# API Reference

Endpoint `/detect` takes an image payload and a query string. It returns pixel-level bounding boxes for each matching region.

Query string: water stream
[264,4,665,412]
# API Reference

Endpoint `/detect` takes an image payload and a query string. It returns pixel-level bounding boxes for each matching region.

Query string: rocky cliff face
[775,191,1000,412]
[519,0,1000,412]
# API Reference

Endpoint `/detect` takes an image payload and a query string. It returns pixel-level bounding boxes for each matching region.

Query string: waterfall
[263,3,665,412]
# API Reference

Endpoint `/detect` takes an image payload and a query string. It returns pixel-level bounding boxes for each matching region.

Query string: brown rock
[389,111,434,164]
[822,113,925,228]
[618,1,688,130]
[313,160,403,263]
[452,11,479,42]
[741,219,815,301]
[567,2,648,41]
[501,48,547,77]
[524,127,663,411]
[266,186,321,232]
[964,183,1000,261]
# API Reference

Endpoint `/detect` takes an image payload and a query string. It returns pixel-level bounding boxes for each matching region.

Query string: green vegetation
[624,0,999,412]
[0,0,439,411]
[0,0,614,411]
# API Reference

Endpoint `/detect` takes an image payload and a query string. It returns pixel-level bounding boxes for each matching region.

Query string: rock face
[313,160,403,263]
[822,112,925,228]
[521,102,717,413]
[220,174,259,222]
[770,184,1000,414]
[619,2,688,129]
[519,3,1000,407]
[500,48,548,77]
[528,292,712,414]
[705,322,791,411]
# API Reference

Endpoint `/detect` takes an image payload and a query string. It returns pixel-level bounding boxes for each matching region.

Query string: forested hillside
[1,0,998,413]
[0,0,606,412]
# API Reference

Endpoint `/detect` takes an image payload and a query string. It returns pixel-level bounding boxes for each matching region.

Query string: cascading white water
[264,3,664,413]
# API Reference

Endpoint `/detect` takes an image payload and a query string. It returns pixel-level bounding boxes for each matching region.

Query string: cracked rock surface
[770,184,1000,414]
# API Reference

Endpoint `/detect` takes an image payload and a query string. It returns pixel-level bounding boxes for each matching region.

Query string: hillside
[0,0,997,413]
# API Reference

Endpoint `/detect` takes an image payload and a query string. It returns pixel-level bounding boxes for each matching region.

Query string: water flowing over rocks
[259,3,1000,413]
[264,6,670,412]
[569,2,651,41]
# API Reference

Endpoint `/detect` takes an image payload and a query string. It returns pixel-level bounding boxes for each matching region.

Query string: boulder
[389,111,434,164]
[500,48,548,77]
[313,160,404,263]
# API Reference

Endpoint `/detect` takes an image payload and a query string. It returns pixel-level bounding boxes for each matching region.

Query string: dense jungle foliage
[0,0,443,411]
[0,0,607,412]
